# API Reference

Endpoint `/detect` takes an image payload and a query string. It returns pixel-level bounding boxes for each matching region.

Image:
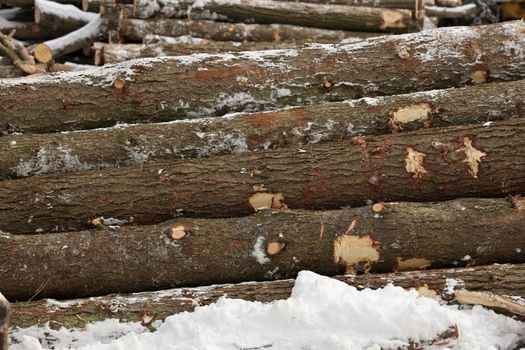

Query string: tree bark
[118,18,372,42]
[35,0,98,34]
[275,0,420,9]
[1,197,525,301]
[197,0,416,33]
[132,0,416,33]
[8,263,524,329]
[0,7,34,21]
[133,0,420,21]
[40,15,106,59]
[1,80,523,179]
[425,4,477,18]
[1,22,523,135]
[0,20,63,40]
[98,40,306,64]
[1,118,525,234]
[0,64,24,78]
[0,0,82,7]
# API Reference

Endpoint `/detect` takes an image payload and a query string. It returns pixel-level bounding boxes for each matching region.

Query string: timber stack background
[0,0,524,347]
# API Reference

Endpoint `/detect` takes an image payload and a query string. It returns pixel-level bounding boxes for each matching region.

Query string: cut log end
[113,77,126,89]
[372,203,384,213]
[266,235,286,255]
[33,43,53,64]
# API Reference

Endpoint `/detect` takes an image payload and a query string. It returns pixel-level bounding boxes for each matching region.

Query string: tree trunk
[0,64,24,78]
[1,118,525,234]
[40,15,106,59]
[2,197,525,301]
[118,18,371,42]
[1,22,523,135]
[132,0,420,21]
[1,80,523,179]
[198,0,416,33]
[132,0,416,33]
[0,20,63,40]
[98,40,306,64]
[424,4,477,18]
[0,0,82,7]
[35,0,98,34]
[9,263,524,329]
[274,0,420,9]
[0,7,34,21]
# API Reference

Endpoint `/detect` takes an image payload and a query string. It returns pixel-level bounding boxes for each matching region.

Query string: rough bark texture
[98,40,306,64]
[0,119,524,234]
[201,0,415,33]
[1,22,524,135]
[0,64,24,78]
[0,0,82,6]
[42,15,106,59]
[133,0,415,32]
[118,18,372,42]
[272,0,420,8]
[133,0,419,20]
[35,0,97,34]
[0,20,64,40]
[1,197,524,301]
[9,263,524,329]
[1,80,523,179]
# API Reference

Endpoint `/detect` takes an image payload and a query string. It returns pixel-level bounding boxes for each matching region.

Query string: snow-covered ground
[10,271,524,350]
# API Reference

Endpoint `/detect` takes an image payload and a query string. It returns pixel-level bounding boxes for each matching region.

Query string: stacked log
[10,264,525,329]
[1,22,523,134]
[0,4,524,345]
[1,80,522,179]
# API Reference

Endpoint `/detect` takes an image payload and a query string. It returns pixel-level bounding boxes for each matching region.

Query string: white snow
[9,271,524,350]
[251,235,270,264]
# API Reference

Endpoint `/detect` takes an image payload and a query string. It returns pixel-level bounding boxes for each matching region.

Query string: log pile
[0,0,524,347]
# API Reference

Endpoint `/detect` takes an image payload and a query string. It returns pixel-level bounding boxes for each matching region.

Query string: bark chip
[333,233,380,275]
[405,147,428,179]
[456,137,486,178]
[170,224,190,240]
[396,257,431,271]
[380,9,407,29]
[249,192,287,211]
[390,103,431,130]
[470,70,487,85]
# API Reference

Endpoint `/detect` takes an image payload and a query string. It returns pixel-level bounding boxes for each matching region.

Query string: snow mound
[10,271,524,350]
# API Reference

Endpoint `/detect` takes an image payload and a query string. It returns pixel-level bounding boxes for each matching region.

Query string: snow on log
[424,4,477,18]
[0,19,61,40]
[118,18,369,42]
[40,14,106,59]
[0,80,523,179]
[9,263,524,329]
[0,0,82,7]
[0,118,524,234]
[97,39,306,64]
[35,0,98,34]
[133,0,420,20]
[1,197,525,301]
[0,21,523,135]
[132,0,416,33]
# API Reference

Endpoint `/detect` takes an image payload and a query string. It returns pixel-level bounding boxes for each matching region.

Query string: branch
[0,30,46,74]
[455,291,525,319]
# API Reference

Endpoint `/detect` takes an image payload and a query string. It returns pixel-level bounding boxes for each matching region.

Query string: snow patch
[10,271,524,350]
[251,236,270,264]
